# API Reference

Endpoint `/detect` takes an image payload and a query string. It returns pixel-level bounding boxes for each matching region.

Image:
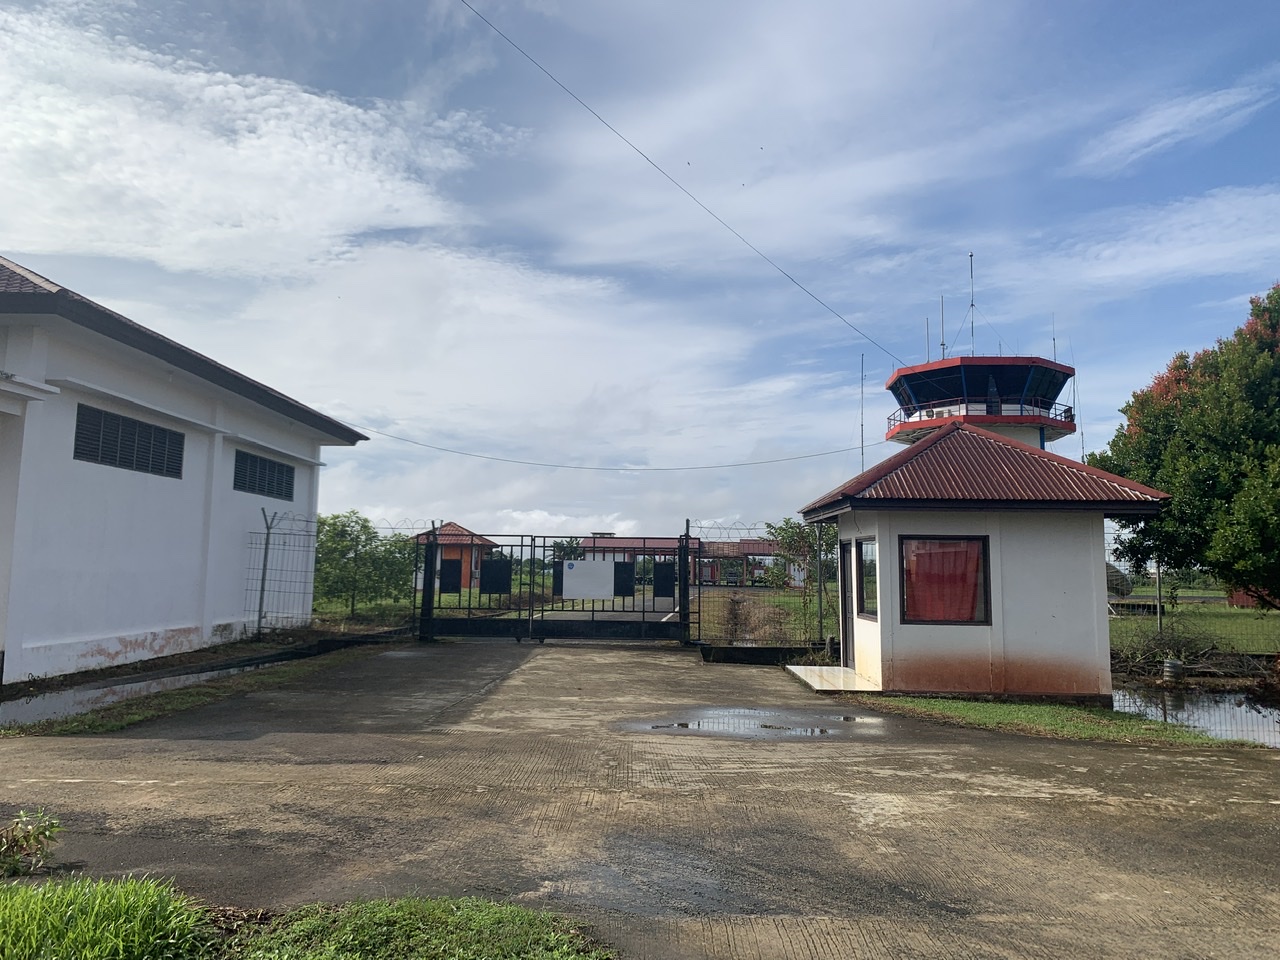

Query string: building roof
[417,522,498,546]
[580,537,691,552]
[698,538,779,558]
[800,422,1168,521]
[0,256,366,445]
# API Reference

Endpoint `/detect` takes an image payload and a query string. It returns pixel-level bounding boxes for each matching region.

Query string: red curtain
[903,539,985,622]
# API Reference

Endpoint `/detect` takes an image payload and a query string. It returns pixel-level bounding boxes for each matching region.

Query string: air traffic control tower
[884,356,1076,450]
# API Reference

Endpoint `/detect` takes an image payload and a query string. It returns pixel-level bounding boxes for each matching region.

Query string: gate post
[678,519,691,644]
[418,528,438,642]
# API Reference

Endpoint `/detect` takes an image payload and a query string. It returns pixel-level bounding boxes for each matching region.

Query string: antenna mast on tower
[969,252,976,356]
[939,296,946,360]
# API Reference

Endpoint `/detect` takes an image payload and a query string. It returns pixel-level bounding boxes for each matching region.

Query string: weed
[0,809,62,876]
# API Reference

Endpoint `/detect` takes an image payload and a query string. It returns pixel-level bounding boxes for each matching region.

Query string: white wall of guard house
[0,259,364,683]
[839,509,1112,696]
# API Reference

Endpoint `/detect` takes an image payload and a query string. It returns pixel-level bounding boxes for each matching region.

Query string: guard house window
[233,450,295,501]
[73,403,184,479]
[900,536,990,624]
[856,538,878,619]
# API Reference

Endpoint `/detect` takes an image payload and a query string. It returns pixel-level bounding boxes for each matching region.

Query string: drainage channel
[0,664,273,726]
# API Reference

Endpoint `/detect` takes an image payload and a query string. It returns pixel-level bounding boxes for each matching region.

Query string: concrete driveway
[3,643,1278,959]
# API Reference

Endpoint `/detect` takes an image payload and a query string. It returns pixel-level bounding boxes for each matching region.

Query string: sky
[4,0,1280,537]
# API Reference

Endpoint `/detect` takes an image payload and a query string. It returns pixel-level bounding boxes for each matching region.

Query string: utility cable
[454,0,905,366]
[342,420,893,472]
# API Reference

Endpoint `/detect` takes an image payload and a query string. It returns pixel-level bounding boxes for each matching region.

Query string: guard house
[791,356,1167,703]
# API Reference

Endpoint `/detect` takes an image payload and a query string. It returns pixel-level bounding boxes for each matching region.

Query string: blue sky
[3,0,1279,534]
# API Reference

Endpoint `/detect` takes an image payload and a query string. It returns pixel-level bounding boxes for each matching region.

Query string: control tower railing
[887,399,1075,431]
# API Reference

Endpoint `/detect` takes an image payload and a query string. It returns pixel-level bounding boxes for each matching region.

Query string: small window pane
[900,537,989,624]
[856,538,877,619]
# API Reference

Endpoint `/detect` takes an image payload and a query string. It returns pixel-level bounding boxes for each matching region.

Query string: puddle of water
[0,665,261,726]
[1113,687,1280,748]
[638,707,858,739]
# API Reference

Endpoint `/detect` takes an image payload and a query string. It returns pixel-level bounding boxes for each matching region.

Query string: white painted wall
[835,508,1110,697]
[0,316,337,683]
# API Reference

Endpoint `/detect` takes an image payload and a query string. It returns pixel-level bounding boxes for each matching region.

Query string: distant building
[0,256,364,682]
[415,522,497,591]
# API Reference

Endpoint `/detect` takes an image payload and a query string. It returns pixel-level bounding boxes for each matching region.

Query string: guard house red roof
[800,422,1168,521]
[416,522,497,546]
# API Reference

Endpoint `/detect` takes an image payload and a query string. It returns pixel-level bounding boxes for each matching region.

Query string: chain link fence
[244,513,427,637]
[1104,530,1279,672]
[691,521,837,652]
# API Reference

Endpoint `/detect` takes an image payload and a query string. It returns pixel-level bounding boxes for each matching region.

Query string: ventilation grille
[73,404,184,479]
[233,449,295,501]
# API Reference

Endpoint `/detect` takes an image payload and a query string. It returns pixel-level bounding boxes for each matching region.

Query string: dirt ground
[3,642,1279,959]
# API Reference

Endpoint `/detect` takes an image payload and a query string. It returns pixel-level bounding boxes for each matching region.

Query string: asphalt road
[3,643,1278,959]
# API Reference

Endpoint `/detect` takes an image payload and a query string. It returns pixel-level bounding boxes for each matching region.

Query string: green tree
[315,511,417,616]
[1087,284,1280,609]
[551,537,584,560]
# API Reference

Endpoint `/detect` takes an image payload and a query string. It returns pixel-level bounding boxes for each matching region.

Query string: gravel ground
[3,642,1278,959]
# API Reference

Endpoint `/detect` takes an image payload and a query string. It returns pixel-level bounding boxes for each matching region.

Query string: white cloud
[1037,185,1280,292]
[1074,80,1277,176]
[0,5,513,278]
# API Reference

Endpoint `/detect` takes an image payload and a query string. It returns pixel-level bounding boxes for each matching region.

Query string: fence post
[1156,562,1164,635]
[418,525,437,642]
[256,509,279,636]
[678,519,691,643]
[814,525,823,648]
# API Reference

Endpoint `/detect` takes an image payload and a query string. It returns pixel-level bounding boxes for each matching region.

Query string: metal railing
[887,399,1075,430]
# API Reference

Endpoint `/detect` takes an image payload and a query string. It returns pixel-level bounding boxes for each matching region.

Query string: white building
[0,257,365,683]
[793,356,1167,703]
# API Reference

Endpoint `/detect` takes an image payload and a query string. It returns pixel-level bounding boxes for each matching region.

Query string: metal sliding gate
[417,530,694,643]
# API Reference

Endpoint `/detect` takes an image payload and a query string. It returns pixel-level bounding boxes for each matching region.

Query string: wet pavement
[2,643,1278,959]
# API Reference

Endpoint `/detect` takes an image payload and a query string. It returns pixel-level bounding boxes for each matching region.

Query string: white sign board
[562,558,614,600]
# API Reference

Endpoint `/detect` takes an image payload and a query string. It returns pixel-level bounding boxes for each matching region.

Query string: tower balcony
[886,397,1076,445]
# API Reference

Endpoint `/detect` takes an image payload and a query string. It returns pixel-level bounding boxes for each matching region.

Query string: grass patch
[843,694,1256,747]
[0,644,400,738]
[0,876,213,960]
[233,897,611,960]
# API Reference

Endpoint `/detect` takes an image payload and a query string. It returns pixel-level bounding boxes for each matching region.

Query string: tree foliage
[1087,284,1280,609]
[551,537,584,560]
[314,510,418,615]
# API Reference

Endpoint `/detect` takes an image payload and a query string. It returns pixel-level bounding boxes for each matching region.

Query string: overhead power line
[454,0,905,366]
[343,421,892,472]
